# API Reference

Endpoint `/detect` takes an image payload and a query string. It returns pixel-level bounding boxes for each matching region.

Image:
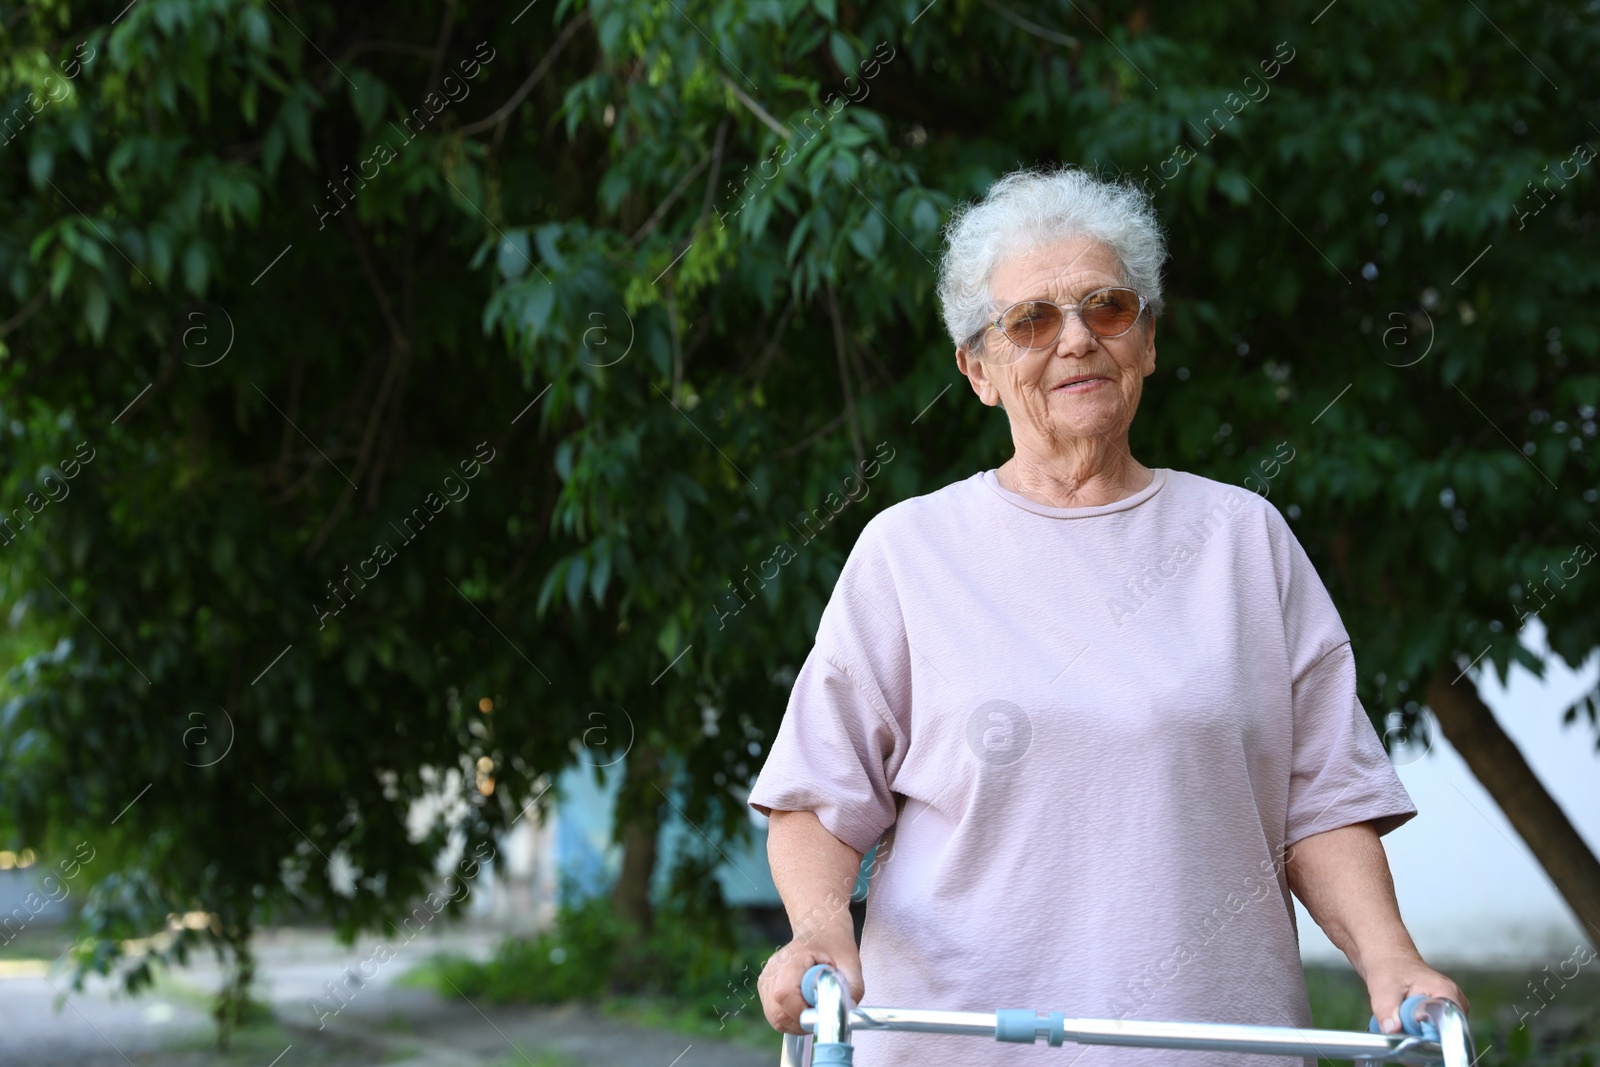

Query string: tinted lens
[999,301,1064,348]
[1082,289,1141,336]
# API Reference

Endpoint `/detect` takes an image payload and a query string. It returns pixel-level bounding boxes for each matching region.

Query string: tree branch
[977,0,1080,49]
[0,288,46,338]
[305,215,414,557]
[336,40,436,64]
[425,0,459,98]
[500,465,561,603]
[458,11,591,138]
[717,71,790,139]
[1426,662,1600,936]
[772,410,848,460]
[115,343,181,426]
[745,291,796,385]
[364,201,422,510]
[697,118,729,226]
[631,152,712,245]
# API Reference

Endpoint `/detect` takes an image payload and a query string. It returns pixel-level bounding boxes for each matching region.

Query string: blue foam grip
[995,1010,1068,1045]
[1368,995,1440,1041]
[801,964,828,1007]
[995,1009,1037,1044]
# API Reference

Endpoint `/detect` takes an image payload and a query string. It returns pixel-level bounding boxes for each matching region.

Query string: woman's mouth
[1054,377,1107,393]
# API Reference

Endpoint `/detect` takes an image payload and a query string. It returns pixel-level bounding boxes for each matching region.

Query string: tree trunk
[1426,664,1600,941]
[610,746,662,934]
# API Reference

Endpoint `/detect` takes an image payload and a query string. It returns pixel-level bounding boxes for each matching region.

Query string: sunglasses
[977,287,1148,363]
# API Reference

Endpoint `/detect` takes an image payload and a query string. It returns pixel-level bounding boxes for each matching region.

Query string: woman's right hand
[757,931,865,1035]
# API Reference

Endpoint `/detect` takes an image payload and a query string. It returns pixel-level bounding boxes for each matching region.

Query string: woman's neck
[998,442,1151,509]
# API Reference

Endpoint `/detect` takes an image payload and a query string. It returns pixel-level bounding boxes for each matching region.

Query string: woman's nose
[1052,310,1100,356]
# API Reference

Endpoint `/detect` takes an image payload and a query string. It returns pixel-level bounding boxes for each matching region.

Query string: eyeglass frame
[971,286,1150,353]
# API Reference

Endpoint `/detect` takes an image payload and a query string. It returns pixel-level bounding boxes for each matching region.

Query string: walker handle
[799,965,854,1064]
[800,963,828,1007]
[1368,993,1440,1041]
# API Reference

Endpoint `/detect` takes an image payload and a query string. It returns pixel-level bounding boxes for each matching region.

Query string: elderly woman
[748,165,1467,1066]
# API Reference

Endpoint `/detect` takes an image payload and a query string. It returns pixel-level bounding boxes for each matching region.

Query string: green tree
[1,0,1597,1034]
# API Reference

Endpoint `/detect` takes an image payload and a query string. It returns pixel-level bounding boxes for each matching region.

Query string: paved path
[0,928,776,1067]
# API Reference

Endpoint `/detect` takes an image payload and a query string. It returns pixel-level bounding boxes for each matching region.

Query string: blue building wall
[550,760,781,908]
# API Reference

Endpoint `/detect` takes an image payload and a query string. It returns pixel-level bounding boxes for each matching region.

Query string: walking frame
[778,964,1474,1066]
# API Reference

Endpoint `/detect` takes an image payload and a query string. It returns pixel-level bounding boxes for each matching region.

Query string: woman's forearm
[1283,821,1418,976]
[767,809,862,946]
[1285,820,1470,1027]
[758,809,868,1031]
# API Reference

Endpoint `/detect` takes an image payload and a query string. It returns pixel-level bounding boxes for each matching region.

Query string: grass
[147,968,274,1025]
[398,950,779,1051]
[483,1053,576,1067]
[393,954,454,990]
[0,924,74,961]
[600,993,778,1051]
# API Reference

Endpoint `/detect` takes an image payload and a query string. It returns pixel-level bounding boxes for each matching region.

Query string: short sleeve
[1269,504,1417,846]
[1285,641,1417,846]
[747,650,906,855]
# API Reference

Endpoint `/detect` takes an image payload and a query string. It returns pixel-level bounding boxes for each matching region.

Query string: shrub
[421,856,761,1015]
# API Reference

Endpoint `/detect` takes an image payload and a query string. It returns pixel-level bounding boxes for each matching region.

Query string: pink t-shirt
[748,466,1416,1067]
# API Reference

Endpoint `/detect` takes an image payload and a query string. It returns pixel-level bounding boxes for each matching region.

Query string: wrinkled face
[956,235,1157,453]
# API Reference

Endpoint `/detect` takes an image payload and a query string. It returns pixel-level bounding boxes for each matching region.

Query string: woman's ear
[1140,316,1158,378]
[956,344,1002,407]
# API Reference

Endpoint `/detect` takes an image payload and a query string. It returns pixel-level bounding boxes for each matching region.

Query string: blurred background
[1,1,1597,1065]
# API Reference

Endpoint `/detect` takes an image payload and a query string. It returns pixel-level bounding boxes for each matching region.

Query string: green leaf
[68,117,92,159]
[536,566,562,616]
[833,123,870,148]
[262,126,285,177]
[343,647,368,686]
[521,282,555,337]
[596,8,627,52]
[278,92,314,167]
[664,485,685,534]
[828,31,856,73]
[1215,169,1251,205]
[241,7,271,47]
[498,230,531,280]
[83,282,110,344]
[534,224,567,272]
[589,551,611,603]
[656,617,681,659]
[564,556,587,609]
[48,248,73,298]
[182,242,208,296]
[148,229,174,286]
[847,208,883,259]
[28,149,53,189]
[349,69,388,131]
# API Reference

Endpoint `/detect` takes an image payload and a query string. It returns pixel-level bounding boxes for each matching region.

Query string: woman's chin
[1039,396,1130,430]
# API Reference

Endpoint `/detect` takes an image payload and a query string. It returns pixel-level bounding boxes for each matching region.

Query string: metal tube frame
[780,968,1475,1067]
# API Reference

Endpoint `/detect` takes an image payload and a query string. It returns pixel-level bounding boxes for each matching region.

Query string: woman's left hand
[1362,953,1471,1033]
